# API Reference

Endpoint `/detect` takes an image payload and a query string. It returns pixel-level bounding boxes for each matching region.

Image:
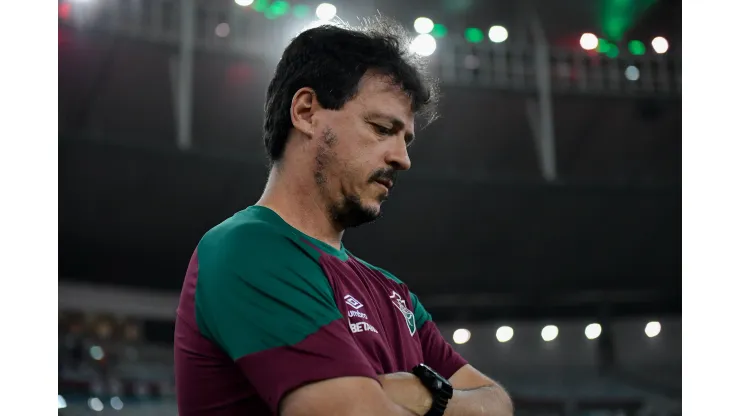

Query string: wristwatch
[411,364,453,416]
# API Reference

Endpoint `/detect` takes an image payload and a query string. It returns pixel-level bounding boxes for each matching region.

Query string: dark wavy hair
[262,17,439,165]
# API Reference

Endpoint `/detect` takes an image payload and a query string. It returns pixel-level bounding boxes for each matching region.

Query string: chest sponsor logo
[344,294,364,310]
[349,318,379,334]
[389,291,416,336]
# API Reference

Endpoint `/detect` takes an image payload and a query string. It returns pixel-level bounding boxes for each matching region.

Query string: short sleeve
[194,222,378,413]
[412,294,469,380]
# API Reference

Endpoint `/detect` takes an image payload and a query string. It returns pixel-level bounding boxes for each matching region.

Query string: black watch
[412,364,453,416]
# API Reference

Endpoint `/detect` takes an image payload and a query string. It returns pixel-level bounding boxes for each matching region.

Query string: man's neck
[256,166,344,250]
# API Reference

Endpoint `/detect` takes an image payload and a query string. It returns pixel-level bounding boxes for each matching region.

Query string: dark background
[59,0,681,322]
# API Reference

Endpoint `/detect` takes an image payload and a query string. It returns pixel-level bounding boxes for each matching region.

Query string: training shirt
[174,206,467,415]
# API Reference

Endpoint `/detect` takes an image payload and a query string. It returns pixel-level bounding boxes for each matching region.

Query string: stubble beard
[314,127,381,230]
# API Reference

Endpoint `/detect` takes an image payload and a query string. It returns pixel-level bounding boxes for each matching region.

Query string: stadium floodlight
[452,328,471,344]
[541,325,559,342]
[410,34,437,56]
[414,17,434,34]
[431,23,448,38]
[315,3,336,21]
[488,25,508,43]
[628,40,646,55]
[651,36,669,53]
[215,23,230,38]
[496,326,514,343]
[464,27,484,43]
[89,345,105,360]
[580,33,598,50]
[585,323,602,340]
[234,0,254,6]
[625,65,640,81]
[110,397,124,411]
[645,321,661,337]
[88,398,104,412]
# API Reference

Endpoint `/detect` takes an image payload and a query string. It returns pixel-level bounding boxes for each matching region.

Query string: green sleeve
[194,220,343,360]
[409,291,432,330]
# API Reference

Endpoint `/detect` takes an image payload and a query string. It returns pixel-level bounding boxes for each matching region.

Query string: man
[174,19,513,416]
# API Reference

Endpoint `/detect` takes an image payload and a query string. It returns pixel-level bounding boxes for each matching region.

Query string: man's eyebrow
[364,112,415,143]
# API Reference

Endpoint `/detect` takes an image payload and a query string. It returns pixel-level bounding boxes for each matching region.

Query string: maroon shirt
[175,206,467,415]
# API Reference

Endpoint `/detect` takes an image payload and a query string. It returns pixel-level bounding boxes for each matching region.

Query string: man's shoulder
[197,207,322,277]
[200,208,302,257]
[352,254,406,286]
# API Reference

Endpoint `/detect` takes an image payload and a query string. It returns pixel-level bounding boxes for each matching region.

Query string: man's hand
[377,372,433,416]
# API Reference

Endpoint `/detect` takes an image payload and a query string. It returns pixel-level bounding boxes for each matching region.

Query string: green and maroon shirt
[174,206,467,415]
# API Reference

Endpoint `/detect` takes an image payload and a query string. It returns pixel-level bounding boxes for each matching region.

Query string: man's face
[313,74,415,229]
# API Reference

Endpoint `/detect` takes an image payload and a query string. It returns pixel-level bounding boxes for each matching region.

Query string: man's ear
[290,87,319,139]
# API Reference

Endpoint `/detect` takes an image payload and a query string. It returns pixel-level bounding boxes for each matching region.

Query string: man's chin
[339,204,381,229]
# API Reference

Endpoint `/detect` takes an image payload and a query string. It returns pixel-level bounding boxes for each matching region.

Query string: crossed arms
[281,363,514,416]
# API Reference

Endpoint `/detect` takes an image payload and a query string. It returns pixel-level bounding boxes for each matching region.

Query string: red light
[59,2,71,20]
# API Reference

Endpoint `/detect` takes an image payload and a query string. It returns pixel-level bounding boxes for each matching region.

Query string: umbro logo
[344,294,364,310]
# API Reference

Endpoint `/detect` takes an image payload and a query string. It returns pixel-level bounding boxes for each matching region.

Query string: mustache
[369,169,398,187]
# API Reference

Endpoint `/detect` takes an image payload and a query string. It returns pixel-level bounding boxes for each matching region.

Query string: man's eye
[373,125,393,136]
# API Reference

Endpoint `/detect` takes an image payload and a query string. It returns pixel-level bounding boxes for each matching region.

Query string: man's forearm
[445,384,514,416]
[378,373,513,416]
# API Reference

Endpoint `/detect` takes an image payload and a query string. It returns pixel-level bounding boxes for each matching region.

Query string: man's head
[263,19,439,229]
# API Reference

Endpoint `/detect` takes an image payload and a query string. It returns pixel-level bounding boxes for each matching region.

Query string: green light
[464,27,484,43]
[293,4,310,18]
[601,0,658,42]
[597,38,610,53]
[430,23,448,38]
[267,0,290,17]
[606,44,619,58]
[628,40,646,55]
[253,0,270,13]
[604,16,628,41]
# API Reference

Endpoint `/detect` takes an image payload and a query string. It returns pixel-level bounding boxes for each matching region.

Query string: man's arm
[392,289,513,416]
[378,366,513,416]
[446,364,514,416]
[280,376,418,416]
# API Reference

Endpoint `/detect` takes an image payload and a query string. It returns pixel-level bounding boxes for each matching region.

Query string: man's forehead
[354,75,415,123]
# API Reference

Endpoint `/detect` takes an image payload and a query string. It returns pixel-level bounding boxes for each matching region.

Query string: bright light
[215,23,230,38]
[234,0,254,6]
[625,65,640,81]
[410,34,437,56]
[541,325,559,342]
[110,396,124,411]
[580,33,598,50]
[58,395,67,409]
[414,17,434,34]
[585,323,602,340]
[652,36,669,54]
[488,25,508,43]
[496,326,514,343]
[88,397,104,412]
[90,345,104,360]
[315,3,336,21]
[452,328,471,344]
[645,321,661,337]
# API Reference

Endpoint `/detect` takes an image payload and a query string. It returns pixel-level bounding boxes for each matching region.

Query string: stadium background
[58,0,681,414]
